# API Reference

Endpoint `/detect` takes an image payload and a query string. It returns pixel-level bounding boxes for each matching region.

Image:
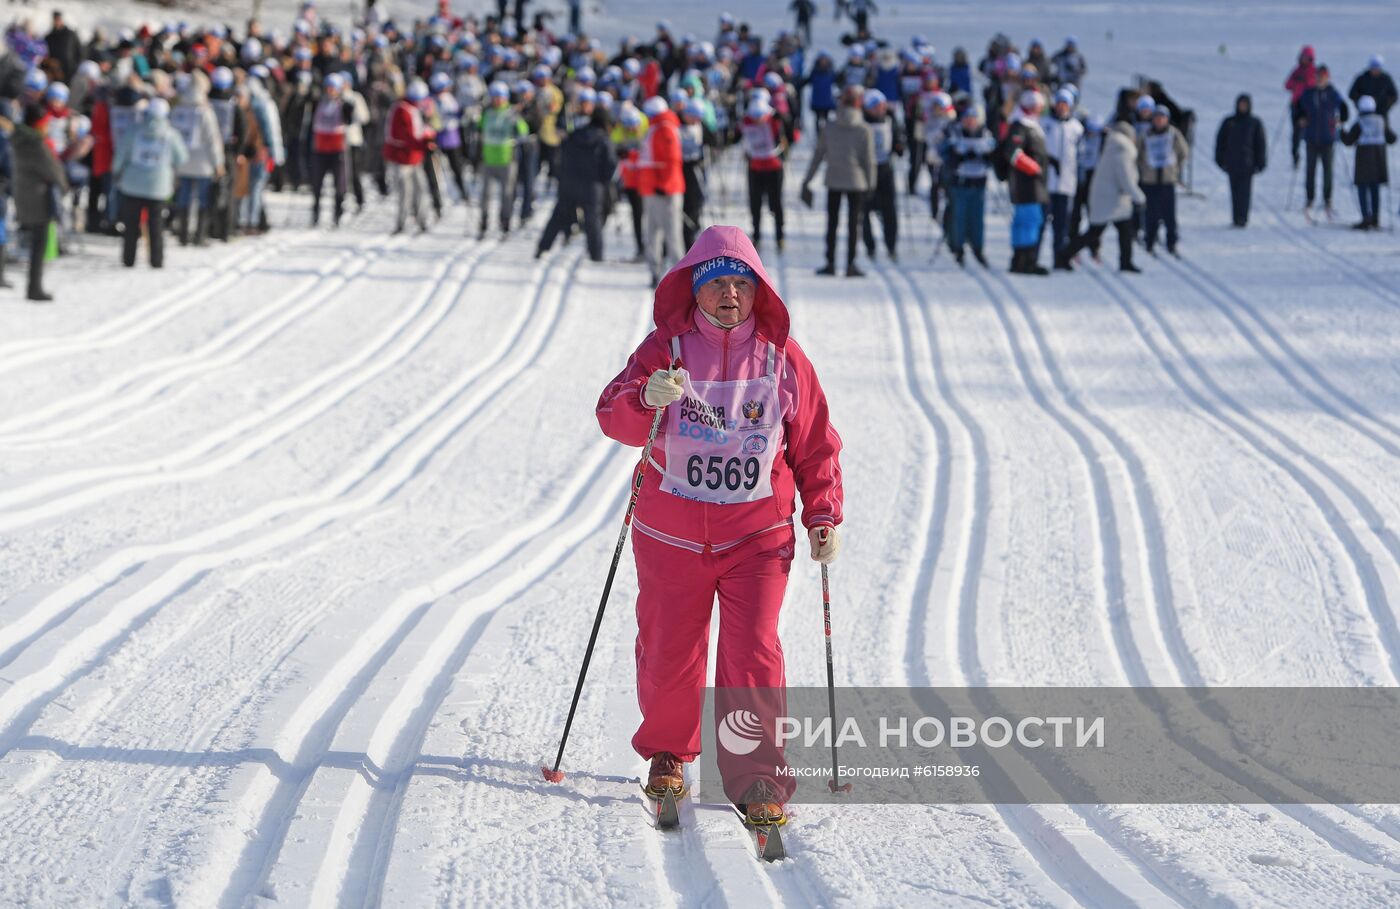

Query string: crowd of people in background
[1,2,1397,303]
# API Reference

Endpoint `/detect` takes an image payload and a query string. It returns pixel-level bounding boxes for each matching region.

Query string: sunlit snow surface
[4,1,1400,905]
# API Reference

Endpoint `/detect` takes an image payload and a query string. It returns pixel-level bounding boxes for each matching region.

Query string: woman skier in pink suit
[596,225,844,826]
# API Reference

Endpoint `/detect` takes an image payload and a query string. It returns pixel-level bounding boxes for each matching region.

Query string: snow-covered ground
[5,0,1400,906]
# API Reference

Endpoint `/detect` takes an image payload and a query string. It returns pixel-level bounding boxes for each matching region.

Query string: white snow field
[5,0,1400,905]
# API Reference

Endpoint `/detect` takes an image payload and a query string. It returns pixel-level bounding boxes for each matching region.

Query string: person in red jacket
[595,225,844,828]
[740,96,788,250]
[638,95,685,284]
[309,71,354,226]
[382,79,436,234]
[1285,45,1317,169]
[88,83,115,233]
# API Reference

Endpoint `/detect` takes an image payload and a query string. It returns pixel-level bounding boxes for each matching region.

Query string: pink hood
[652,225,790,348]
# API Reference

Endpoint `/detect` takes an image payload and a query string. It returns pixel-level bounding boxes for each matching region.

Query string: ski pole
[543,368,677,783]
[820,541,854,794]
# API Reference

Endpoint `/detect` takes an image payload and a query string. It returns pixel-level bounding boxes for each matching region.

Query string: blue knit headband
[691,256,755,296]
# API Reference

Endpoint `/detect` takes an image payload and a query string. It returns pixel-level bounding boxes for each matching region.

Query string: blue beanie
[691,255,755,296]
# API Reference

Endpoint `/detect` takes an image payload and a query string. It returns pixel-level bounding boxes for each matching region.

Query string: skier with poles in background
[591,225,844,832]
[1284,45,1316,169]
[1298,65,1348,220]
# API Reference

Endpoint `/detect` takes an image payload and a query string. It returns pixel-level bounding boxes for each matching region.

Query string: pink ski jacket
[596,226,844,554]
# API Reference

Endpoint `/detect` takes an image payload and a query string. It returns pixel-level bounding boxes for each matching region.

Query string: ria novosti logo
[717,709,765,755]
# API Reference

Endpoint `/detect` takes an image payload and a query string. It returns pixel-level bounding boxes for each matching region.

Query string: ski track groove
[12,124,1400,905]
[0,240,537,752]
[951,266,1197,907]
[874,261,1100,907]
[1160,254,1400,457]
[0,232,460,526]
[991,263,1400,877]
[1091,267,1400,685]
[0,236,294,375]
[1075,265,1400,870]
[0,231,389,445]
[1262,199,1400,313]
[177,249,587,908]
[871,263,953,687]
[0,235,492,673]
[313,461,632,908]
[311,281,660,908]
[753,211,871,909]
[0,263,659,901]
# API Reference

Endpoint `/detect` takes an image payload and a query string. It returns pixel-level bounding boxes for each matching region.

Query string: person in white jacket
[170,70,226,246]
[1055,119,1145,273]
[1041,88,1083,268]
[343,82,372,213]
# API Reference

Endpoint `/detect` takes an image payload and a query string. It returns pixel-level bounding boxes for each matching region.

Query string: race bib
[171,106,201,149]
[133,135,165,167]
[660,338,782,506]
[1144,132,1175,170]
[1360,114,1386,146]
[211,98,236,143]
[871,119,892,163]
[741,119,777,160]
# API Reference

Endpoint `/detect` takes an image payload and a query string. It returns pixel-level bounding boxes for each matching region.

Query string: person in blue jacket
[874,48,901,103]
[948,48,973,96]
[1297,65,1349,217]
[113,98,189,268]
[806,52,837,134]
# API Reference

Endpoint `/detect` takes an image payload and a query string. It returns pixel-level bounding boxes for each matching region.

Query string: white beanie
[1360,95,1377,113]
[642,95,668,117]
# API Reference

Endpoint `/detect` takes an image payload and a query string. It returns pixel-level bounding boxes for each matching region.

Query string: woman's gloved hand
[642,368,685,409]
[809,526,841,564]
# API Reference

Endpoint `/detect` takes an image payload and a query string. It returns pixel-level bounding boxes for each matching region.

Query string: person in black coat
[45,12,83,82]
[1341,95,1397,230]
[535,99,615,261]
[1349,55,1399,119]
[1214,93,1267,227]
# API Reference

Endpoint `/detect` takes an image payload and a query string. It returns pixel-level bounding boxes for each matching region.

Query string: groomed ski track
[7,0,1400,904]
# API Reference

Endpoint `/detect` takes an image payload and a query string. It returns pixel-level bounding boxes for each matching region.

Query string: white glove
[809,526,840,564]
[642,368,684,409]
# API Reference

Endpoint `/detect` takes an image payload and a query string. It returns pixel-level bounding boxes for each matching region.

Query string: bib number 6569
[686,455,760,491]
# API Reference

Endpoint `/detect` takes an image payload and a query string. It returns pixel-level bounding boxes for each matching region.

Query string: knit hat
[1019,89,1043,111]
[1370,54,1385,69]
[691,256,755,296]
[1360,95,1377,113]
[1053,88,1074,107]
[642,95,668,117]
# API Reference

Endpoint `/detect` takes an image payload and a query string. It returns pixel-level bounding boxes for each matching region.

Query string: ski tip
[657,789,681,829]
[828,780,853,794]
[758,823,786,861]
[541,766,565,783]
